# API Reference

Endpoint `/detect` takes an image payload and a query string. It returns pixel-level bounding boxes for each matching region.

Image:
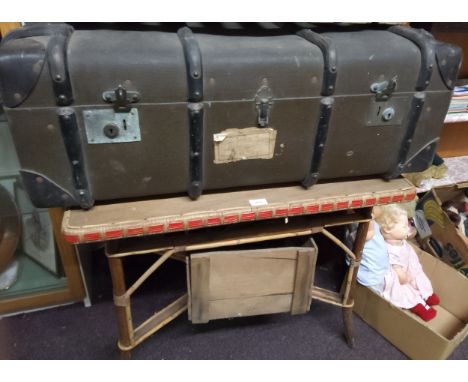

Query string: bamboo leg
[342,219,370,348]
[107,256,134,359]
[120,348,131,360]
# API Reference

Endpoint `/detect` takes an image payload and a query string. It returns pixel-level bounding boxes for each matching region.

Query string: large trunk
[0,23,461,209]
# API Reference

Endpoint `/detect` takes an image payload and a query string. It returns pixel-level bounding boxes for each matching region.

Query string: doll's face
[381,213,409,241]
[372,206,383,220]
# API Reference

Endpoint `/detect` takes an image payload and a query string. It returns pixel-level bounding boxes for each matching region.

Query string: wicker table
[62,177,415,358]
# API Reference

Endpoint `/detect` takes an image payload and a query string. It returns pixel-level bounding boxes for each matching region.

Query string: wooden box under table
[187,240,318,324]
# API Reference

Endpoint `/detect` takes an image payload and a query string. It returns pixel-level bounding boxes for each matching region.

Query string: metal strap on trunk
[177,27,204,200]
[47,31,74,106]
[389,26,435,91]
[297,29,336,188]
[302,97,334,188]
[296,29,337,96]
[384,92,426,179]
[58,108,94,209]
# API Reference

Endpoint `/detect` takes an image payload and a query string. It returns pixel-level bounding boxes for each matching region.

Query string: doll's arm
[392,265,411,285]
[366,222,375,241]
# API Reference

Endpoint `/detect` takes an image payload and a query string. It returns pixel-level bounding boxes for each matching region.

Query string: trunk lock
[103,123,120,139]
[382,107,395,121]
[83,108,141,144]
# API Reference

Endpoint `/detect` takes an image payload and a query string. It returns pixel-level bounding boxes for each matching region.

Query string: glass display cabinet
[0,104,87,315]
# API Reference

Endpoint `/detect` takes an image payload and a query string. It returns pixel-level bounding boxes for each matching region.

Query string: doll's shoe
[410,303,437,322]
[425,293,440,306]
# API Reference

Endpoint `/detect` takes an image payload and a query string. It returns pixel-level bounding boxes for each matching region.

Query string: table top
[62,177,415,244]
[412,156,468,193]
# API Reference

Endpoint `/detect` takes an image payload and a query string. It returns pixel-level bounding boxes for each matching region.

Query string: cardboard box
[417,185,468,277]
[353,245,468,359]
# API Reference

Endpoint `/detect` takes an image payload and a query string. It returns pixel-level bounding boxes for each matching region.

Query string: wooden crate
[187,239,318,323]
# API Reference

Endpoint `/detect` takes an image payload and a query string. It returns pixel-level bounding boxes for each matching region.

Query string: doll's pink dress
[381,240,434,309]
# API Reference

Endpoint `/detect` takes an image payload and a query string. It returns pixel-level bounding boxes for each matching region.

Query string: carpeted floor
[0,236,467,360]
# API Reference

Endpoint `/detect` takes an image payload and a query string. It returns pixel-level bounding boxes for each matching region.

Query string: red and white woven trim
[63,190,416,244]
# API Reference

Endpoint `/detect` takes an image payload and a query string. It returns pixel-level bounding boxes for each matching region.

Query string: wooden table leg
[120,349,132,360]
[342,219,369,347]
[107,255,134,359]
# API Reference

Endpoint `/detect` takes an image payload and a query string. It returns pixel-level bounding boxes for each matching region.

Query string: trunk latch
[255,85,273,127]
[102,85,140,112]
[370,77,397,101]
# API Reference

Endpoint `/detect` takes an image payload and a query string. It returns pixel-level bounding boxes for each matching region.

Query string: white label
[249,198,268,207]
[213,133,227,142]
[414,210,432,239]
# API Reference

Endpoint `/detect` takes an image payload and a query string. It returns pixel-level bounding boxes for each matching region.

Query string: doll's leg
[408,249,435,300]
[386,278,436,320]
[410,303,437,321]
[411,271,435,301]
[425,293,440,306]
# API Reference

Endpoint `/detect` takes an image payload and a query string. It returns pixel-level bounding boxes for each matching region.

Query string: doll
[376,204,440,322]
[354,206,390,293]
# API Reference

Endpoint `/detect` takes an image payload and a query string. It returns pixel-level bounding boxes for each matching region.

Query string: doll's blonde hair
[396,200,417,218]
[375,203,408,232]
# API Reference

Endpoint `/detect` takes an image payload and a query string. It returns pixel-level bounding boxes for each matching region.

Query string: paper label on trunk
[213,127,277,164]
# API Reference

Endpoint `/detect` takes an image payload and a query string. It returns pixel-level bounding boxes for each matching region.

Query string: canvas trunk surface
[0,23,461,208]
